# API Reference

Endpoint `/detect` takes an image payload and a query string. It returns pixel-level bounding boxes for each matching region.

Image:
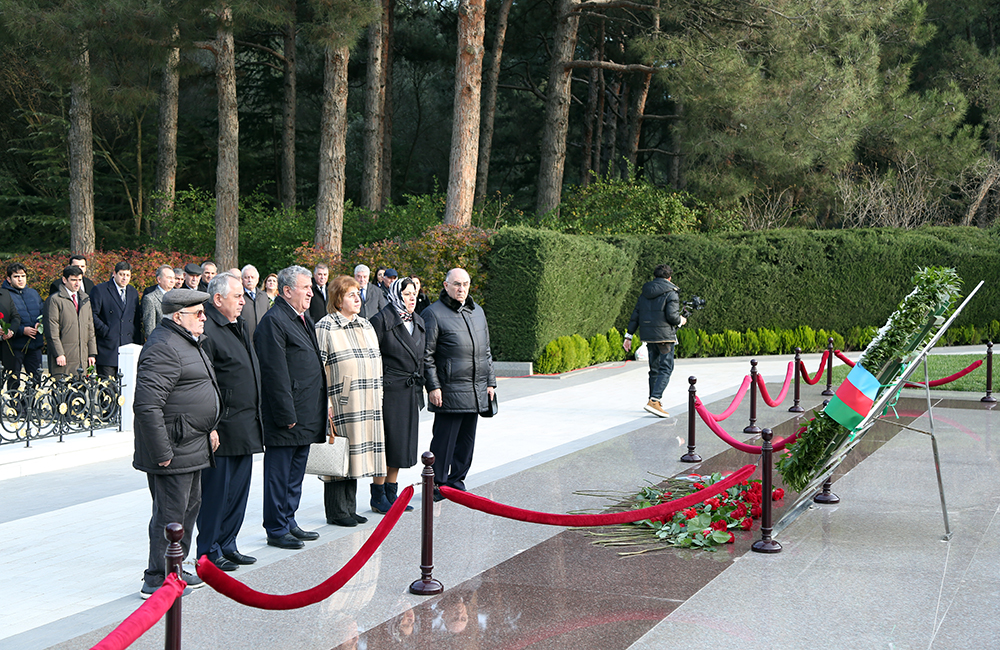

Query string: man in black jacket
[90,261,142,376]
[624,264,687,418]
[423,268,496,498]
[255,265,326,550]
[133,288,220,599]
[196,273,264,571]
[307,263,330,323]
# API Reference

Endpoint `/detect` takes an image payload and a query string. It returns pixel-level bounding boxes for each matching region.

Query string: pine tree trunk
[361,14,384,211]
[669,101,683,189]
[625,71,651,171]
[603,76,620,176]
[535,0,580,215]
[581,44,600,188]
[380,0,394,208]
[316,45,349,255]
[474,0,513,205]
[68,46,95,255]
[154,31,179,219]
[443,0,486,227]
[215,5,239,270]
[281,10,297,211]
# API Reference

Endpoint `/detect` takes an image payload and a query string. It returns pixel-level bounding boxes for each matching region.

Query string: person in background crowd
[240,264,269,341]
[422,268,496,501]
[173,268,185,290]
[355,264,387,320]
[369,276,425,511]
[254,265,326,550]
[308,264,330,324]
[623,264,686,418]
[183,263,202,291]
[375,267,387,287]
[316,275,386,524]
[381,268,398,290]
[263,273,279,307]
[0,275,22,385]
[45,265,97,376]
[412,276,431,315]
[142,266,175,340]
[197,272,263,572]
[2,263,42,387]
[132,288,218,599]
[198,261,217,292]
[91,261,142,376]
[48,255,94,297]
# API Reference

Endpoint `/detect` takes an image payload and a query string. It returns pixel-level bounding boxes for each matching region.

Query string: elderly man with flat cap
[182,263,202,291]
[133,288,221,599]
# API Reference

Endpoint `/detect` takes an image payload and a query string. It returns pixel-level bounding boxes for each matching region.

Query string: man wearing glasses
[133,288,221,599]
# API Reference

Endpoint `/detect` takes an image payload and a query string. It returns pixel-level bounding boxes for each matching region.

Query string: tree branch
[564,60,657,73]
[235,39,287,63]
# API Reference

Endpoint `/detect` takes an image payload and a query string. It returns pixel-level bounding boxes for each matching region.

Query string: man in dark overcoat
[90,260,142,376]
[133,288,220,598]
[423,268,496,498]
[307,263,330,324]
[196,272,264,571]
[254,265,327,549]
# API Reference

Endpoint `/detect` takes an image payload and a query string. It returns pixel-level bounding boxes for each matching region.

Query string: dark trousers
[430,412,479,489]
[97,365,118,378]
[262,444,310,538]
[3,347,41,390]
[647,342,675,401]
[324,478,359,521]
[196,454,253,560]
[145,471,201,586]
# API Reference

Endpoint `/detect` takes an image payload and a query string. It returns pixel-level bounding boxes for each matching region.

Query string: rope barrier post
[743,359,761,435]
[821,338,835,396]
[789,347,804,413]
[681,376,701,463]
[813,477,840,504]
[751,428,781,554]
[410,452,443,596]
[164,522,184,650]
[983,341,997,403]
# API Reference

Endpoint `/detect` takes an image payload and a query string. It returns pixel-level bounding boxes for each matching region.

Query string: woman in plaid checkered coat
[315,275,387,526]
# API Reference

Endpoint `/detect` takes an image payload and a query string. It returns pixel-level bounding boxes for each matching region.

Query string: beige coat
[45,286,97,375]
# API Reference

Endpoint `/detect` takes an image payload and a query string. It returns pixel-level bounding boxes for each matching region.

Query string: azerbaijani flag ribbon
[824,363,881,431]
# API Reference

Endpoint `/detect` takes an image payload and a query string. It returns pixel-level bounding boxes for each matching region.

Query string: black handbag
[480,391,498,418]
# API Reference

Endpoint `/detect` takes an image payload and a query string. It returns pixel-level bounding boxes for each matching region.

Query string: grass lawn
[829,354,998,393]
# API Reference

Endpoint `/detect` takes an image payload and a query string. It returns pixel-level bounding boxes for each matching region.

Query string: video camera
[681,295,706,318]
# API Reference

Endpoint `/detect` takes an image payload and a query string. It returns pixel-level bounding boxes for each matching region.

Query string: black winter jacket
[133,319,221,474]
[626,278,682,343]
[2,280,42,351]
[201,304,264,457]
[423,290,496,413]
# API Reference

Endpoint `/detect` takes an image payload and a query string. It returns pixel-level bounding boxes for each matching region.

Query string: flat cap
[162,289,209,315]
[385,268,398,278]
[183,262,203,275]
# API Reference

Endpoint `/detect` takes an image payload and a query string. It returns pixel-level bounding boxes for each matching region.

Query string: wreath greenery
[776,267,963,492]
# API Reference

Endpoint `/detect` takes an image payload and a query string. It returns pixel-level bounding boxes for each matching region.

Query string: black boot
[325,480,357,527]
[344,478,367,523]
[370,483,393,514]
[385,481,414,511]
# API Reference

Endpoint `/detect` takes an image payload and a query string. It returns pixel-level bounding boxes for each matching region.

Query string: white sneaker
[644,399,669,418]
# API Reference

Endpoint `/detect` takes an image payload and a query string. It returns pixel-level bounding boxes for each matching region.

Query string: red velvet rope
[704,375,752,421]
[834,349,855,367]
[197,486,413,610]
[693,397,802,454]
[90,573,185,650]
[906,358,983,387]
[755,362,794,407]
[439,465,756,526]
[798,350,830,385]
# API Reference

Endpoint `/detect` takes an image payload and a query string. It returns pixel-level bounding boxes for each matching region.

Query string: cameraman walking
[624,264,686,417]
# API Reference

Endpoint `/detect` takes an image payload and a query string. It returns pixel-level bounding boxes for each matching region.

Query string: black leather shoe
[223,551,257,565]
[289,526,320,541]
[327,516,358,527]
[351,513,368,524]
[433,487,445,502]
[267,533,304,549]
[212,556,239,572]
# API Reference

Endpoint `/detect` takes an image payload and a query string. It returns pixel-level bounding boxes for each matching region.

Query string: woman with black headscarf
[368,277,426,510]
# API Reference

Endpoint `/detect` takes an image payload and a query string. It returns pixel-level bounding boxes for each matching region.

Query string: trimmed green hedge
[484,226,1000,362]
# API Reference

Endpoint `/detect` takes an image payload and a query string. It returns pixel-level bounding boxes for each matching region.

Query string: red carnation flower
[751,504,762,519]
[740,518,753,530]
[706,498,721,509]
[683,508,697,519]
[726,532,735,544]
[733,504,748,519]
[693,483,705,490]
[711,519,727,531]
[772,488,785,501]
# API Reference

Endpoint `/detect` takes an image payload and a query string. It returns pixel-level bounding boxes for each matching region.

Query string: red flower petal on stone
[740,518,753,530]
[772,488,785,501]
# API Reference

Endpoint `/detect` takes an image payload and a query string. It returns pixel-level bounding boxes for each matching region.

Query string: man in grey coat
[141,265,175,339]
[240,264,269,341]
[133,288,220,598]
[355,264,387,319]
[423,268,496,499]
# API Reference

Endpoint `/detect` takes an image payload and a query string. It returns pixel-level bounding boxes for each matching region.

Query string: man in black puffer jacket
[133,288,221,599]
[624,264,686,418]
[423,268,496,498]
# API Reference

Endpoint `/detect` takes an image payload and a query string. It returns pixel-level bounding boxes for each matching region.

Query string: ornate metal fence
[0,369,122,447]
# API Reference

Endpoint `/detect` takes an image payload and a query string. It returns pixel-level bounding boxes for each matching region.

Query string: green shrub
[535,340,563,374]
[570,334,591,369]
[589,333,611,364]
[677,328,699,358]
[830,330,846,351]
[723,330,743,356]
[988,320,1000,343]
[744,329,761,355]
[607,327,625,361]
[779,330,797,354]
[698,330,712,357]
[795,325,817,353]
[758,328,780,355]
[707,333,725,356]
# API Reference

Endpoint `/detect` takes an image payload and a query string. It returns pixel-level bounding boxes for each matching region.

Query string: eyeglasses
[178,310,206,318]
